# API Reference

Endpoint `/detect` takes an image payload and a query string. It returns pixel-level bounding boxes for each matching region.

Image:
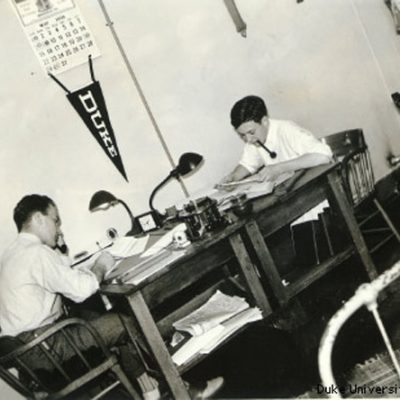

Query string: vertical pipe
[97,0,189,197]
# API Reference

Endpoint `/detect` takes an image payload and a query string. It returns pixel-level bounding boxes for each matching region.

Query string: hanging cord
[97,0,189,197]
[88,54,96,82]
[48,54,95,92]
[48,72,71,94]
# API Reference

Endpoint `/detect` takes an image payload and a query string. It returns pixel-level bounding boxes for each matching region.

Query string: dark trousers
[18,312,145,382]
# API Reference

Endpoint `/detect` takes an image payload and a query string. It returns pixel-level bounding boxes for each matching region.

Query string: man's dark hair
[230,95,268,129]
[13,194,55,232]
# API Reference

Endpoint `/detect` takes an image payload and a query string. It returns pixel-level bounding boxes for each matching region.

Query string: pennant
[49,56,128,181]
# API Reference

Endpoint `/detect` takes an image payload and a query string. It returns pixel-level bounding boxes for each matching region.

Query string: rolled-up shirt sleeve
[37,247,99,303]
[239,143,264,174]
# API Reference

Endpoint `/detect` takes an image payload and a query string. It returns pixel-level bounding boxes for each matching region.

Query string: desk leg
[327,172,378,280]
[126,291,190,400]
[244,221,290,306]
[229,231,273,317]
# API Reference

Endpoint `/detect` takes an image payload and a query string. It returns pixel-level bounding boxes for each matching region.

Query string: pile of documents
[171,290,262,366]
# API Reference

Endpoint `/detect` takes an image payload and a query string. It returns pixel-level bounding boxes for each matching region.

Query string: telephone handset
[55,235,69,255]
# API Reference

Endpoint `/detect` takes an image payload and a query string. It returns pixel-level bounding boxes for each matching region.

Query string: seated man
[0,194,223,399]
[218,95,332,186]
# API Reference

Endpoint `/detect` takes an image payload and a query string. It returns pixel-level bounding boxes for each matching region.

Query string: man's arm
[217,164,251,186]
[259,153,331,182]
[40,248,116,303]
[91,252,115,283]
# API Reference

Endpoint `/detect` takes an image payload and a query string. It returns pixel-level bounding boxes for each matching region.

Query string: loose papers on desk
[182,171,294,212]
[109,235,149,257]
[108,249,186,285]
[72,235,149,270]
[171,291,262,366]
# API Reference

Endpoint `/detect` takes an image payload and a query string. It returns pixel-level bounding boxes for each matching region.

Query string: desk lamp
[89,190,143,236]
[148,152,203,222]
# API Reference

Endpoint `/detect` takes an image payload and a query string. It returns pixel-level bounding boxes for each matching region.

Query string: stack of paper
[117,249,186,285]
[173,290,250,336]
[171,291,263,366]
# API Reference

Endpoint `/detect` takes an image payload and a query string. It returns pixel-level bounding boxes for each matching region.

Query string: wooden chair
[0,318,140,400]
[322,129,400,253]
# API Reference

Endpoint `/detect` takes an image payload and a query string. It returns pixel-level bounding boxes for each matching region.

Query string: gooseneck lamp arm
[149,173,175,218]
[118,199,142,235]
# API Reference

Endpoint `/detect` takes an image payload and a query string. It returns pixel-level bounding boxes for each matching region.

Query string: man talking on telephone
[0,194,223,399]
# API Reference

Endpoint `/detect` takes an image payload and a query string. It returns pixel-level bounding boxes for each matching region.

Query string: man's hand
[215,165,251,191]
[215,173,236,191]
[92,251,116,282]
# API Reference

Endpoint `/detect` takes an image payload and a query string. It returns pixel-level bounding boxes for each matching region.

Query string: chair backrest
[0,318,115,399]
[322,129,375,207]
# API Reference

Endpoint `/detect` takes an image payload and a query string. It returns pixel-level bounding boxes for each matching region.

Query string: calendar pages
[9,0,100,75]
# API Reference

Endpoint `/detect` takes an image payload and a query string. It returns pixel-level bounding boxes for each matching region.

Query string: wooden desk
[101,163,378,398]
[102,221,271,399]
[243,162,378,307]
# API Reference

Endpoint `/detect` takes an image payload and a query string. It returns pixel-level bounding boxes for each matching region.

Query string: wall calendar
[10,0,100,75]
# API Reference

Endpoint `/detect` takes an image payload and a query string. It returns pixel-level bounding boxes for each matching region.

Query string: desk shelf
[284,246,355,298]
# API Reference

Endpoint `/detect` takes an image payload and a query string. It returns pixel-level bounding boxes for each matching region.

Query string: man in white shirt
[0,194,223,399]
[0,194,160,395]
[218,95,332,185]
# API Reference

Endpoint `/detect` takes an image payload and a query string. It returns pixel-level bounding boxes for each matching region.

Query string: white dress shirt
[239,119,333,224]
[0,233,99,336]
[239,119,332,174]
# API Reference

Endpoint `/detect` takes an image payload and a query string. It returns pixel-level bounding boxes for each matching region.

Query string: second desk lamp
[89,190,143,236]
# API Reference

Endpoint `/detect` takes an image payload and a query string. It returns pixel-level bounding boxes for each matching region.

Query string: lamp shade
[89,190,143,236]
[174,152,203,177]
[89,190,118,211]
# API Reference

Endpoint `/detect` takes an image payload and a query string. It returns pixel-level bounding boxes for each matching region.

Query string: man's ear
[31,211,44,227]
[261,116,269,126]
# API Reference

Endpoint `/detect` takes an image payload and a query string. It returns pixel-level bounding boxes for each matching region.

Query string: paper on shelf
[171,307,262,366]
[173,290,250,336]
[172,325,225,366]
[200,307,262,354]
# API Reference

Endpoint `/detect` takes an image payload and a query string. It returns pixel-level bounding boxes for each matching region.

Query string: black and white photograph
[2,1,400,399]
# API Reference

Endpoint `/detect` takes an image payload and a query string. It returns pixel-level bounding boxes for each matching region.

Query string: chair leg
[373,198,400,243]
[110,364,141,400]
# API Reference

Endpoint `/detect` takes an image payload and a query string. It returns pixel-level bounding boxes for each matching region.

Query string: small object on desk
[172,230,191,248]
[136,210,163,233]
[141,223,188,257]
[178,197,228,239]
[230,193,253,217]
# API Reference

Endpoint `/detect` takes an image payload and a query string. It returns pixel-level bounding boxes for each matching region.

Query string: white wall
[2,0,400,397]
